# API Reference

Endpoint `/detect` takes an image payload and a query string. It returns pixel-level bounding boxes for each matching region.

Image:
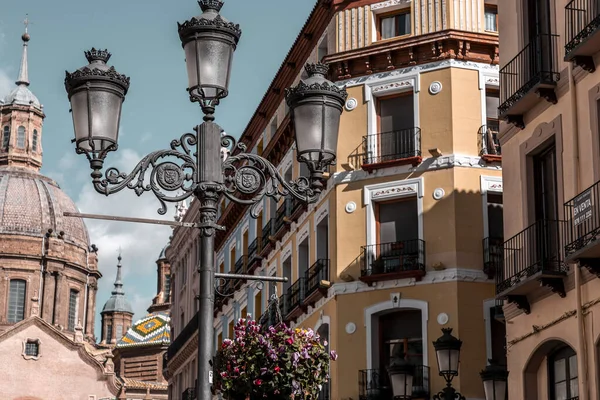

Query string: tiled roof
[116,312,170,348]
[0,167,90,247]
[121,377,168,390]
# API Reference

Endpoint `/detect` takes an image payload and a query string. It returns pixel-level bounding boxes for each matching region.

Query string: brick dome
[0,166,90,248]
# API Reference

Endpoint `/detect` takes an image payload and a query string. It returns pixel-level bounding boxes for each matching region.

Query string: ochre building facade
[167,1,505,399]
[497,0,600,399]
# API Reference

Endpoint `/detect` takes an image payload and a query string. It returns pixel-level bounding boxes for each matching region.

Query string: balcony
[564,180,600,275]
[496,219,568,314]
[274,198,293,240]
[232,255,248,290]
[290,195,307,221]
[483,237,504,279]
[182,387,196,400]
[478,120,501,163]
[361,128,422,171]
[565,0,600,72]
[247,237,263,274]
[167,310,199,361]
[260,219,276,258]
[499,34,560,129]
[286,278,307,321]
[304,259,330,306]
[279,293,290,322]
[359,240,426,285]
[359,366,430,400]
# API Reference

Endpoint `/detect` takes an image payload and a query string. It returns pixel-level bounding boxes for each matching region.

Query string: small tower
[100,254,134,346]
[148,244,172,314]
[0,19,45,170]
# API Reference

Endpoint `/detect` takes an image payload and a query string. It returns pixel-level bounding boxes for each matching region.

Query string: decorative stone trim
[22,337,41,360]
[281,243,293,262]
[371,0,411,12]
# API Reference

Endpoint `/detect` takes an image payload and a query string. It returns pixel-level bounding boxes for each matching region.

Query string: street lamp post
[432,328,465,400]
[63,1,347,400]
[480,360,509,400]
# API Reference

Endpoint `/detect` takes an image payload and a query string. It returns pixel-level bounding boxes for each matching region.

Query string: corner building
[497,0,600,399]
[167,0,505,398]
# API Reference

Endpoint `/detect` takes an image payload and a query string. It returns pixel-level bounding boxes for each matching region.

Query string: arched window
[32,129,38,152]
[16,126,25,149]
[8,279,26,323]
[2,126,9,150]
[68,289,79,331]
[549,346,578,400]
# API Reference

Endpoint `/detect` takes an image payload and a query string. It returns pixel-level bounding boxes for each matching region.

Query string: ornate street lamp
[63,1,347,400]
[480,360,509,400]
[387,349,415,400]
[432,328,465,400]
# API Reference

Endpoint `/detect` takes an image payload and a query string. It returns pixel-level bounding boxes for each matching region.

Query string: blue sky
[0,0,315,338]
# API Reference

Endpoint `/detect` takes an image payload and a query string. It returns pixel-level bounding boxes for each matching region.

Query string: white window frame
[365,75,420,162]
[364,298,429,369]
[370,0,413,43]
[480,175,503,239]
[483,298,496,363]
[363,177,424,247]
[478,70,500,129]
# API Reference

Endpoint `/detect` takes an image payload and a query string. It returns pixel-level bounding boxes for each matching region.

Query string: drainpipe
[575,262,588,400]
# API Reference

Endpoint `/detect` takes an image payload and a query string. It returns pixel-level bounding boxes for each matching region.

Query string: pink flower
[330,350,338,361]
[274,366,280,373]
[220,372,228,378]
[254,379,262,386]
[286,338,294,345]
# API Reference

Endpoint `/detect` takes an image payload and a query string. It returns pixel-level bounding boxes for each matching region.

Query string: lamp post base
[433,385,466,400]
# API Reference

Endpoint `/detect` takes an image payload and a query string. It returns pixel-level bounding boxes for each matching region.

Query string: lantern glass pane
[390,372,413,398]
[185,37,234,99]
[436,348,460,375]
[293,102,322,158]
[71,91,90,145]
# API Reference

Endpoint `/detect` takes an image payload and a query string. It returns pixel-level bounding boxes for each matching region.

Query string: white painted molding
[334,154,501,186]
[480,175,503,239]
[339,60,499,89]
[364,299,429,369]
[483,298,496,363]
[363,177,424,247]
[314,199,329,226]
[281,243,293,263]
[297,222,311,244]
[314,314,331,332]
[371,0,411,12]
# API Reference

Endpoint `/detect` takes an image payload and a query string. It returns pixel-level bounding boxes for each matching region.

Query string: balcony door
[533,144,560,265]
[525,0,553,75]
[374,93,415,162]
[378,310,423,373]
[373,199,418,273]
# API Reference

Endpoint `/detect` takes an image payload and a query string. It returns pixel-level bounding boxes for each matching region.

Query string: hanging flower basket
[214,318,337,400]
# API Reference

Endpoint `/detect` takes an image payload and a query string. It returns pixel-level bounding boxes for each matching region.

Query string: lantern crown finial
[305,62,329,77]
[198,0,224,12]
[84,48,111,64]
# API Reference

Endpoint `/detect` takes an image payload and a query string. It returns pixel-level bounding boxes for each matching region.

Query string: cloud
[0,68,12,100]
[64,148,175,337]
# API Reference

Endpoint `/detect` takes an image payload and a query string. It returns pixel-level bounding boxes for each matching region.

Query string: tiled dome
[0,166,90,248]
[116,312,170,348]
[2,85,42,110]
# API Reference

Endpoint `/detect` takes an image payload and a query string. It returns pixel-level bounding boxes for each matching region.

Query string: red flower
[274,366,280,373]
[286,338,293,345]
[254,379,262,386]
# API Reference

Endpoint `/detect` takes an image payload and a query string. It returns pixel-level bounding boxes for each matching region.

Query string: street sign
[573,190,593,226]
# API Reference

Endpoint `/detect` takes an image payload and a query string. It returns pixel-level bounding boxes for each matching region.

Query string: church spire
[112,253,125,295]
[16,15,30,87]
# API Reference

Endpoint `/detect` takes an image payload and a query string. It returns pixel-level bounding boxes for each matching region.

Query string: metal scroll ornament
[221,135,318,218]
[92,132,198,215]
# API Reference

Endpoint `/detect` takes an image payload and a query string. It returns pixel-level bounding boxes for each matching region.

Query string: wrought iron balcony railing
[359,366,430,400]
[483,237,504,279]
[564,179,600,259]
[234,255,248,275]
[359,239,426,283]
[499,34,560,121]
[305,259,330,299]
[362,128,422,169]
[565,0,600,69]
[167,310,199,361]
[279,293,290,319]
[260,219,276,256]
[478,120,501,160]
[274,197,293,234]
[496,219,568,296]
[287,277,306,311]
[182,387,196,400]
